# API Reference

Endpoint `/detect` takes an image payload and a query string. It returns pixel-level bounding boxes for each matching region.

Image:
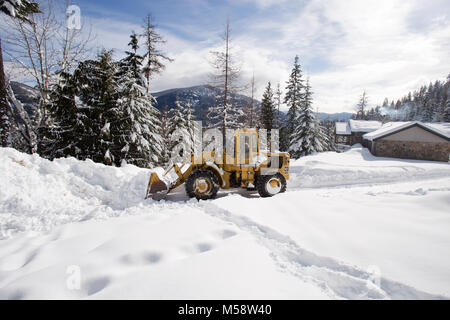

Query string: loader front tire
[257,173,286,198]
[186,169,220,200]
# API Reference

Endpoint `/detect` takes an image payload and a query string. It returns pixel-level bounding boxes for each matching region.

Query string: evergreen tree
[370,75,450,122]
[284,56,304,134]
[159,104,171,166]
[260,82,276,131]
[0,39,11,147]
[282,55,304,151]
[206,91,243,130]
[242,73,257,128]
[115,69,162,167]
[274,82,282,128]
[441,75,450,122]
[38,70,85,159]
[115,33,162,167]
[118,32,145,86]
[0,0,39,21]
[169,100,190,162]
[322,119,336,152]
[289,78,324,158]
[70,50,119,164]
[183,101,198,154]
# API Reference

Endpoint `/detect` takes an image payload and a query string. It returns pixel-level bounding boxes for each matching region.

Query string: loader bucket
[146,172,169,200]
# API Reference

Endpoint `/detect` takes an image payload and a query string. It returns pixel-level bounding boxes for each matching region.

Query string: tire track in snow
[287,169,450,192]
[197,201,448,300]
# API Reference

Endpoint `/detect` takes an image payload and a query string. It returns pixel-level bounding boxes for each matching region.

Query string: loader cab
[234,129,259,165]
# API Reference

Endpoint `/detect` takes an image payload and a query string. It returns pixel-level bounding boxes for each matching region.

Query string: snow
[363,122,411,141]
[1,146,450,299]
[335,122,351,135]
[349,120,382,132]
[363,121,450,141]
[426,122,450,137]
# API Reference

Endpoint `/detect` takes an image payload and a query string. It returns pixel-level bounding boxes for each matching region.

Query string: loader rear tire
[257,173,286,198]
[186,169,220,200]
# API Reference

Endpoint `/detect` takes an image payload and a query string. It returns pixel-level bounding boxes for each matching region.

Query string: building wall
[374,140,450,162]
[381,126,448,143]
[350,132,365,145]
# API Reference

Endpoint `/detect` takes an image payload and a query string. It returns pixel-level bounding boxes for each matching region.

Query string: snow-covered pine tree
[38,70,86,159]
[260,82,276,131]
[442,75,450,122]
[206,91,243,130]
[282,56,304,151]
[183,101,198,154]
[118,32,145,86]
[274,82,282,129]
[0,0,39,22]
[73,50,119,164]
[289,78,324,158]
[420,83,435,122]
[0,39,10,147]
[322,119,336,152]
[242,73,258,128]
[159,104,171,166]
[115,33,162,167]
[168,100,190,162]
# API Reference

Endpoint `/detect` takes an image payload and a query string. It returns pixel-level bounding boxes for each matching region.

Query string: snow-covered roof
[426,123,450,137]
[363,121,450,141]
[349,120,382,133]
[335,122,351,135]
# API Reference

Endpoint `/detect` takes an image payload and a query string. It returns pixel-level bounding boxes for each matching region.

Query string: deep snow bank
[0,148,159,239]
[1,146,449,239]
[289,146,450,189]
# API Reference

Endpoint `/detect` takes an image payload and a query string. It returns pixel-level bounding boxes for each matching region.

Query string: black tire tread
[256,173,287,198]
[185,169,220,200]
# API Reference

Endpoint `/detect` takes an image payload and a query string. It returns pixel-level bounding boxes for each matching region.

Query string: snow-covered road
[0,147,449,299]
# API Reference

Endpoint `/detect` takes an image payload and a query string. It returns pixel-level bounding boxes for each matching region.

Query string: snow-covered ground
[0,146,449,299]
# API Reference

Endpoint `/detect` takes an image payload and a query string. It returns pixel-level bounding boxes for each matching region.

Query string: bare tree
[207,19,244,136]
[0,0,39,147]
[243,72,257,128]
[355,91,368,120]
[274,82,282,128]
[141,14,173,94]
[1,0,93,152]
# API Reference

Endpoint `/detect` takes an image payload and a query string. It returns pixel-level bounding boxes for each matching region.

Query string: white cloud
[308,0,450,112]
[11,0,447,114]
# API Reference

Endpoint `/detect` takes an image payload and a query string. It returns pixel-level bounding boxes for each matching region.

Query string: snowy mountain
[316,112,354,122]
[153,84,354,124]
[9,81,39,116]
[7,81,353,125]
[152,85,260,123]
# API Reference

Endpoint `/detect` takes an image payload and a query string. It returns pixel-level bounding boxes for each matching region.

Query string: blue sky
[7,0,450,113]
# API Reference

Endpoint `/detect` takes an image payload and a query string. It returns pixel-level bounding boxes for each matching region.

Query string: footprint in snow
[219,229,238,239]
[196,243,214,253]
[85,276,110,296]
[120,251,163,265]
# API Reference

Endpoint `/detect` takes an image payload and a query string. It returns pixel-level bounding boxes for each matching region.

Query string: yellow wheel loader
[146,128,290,200]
